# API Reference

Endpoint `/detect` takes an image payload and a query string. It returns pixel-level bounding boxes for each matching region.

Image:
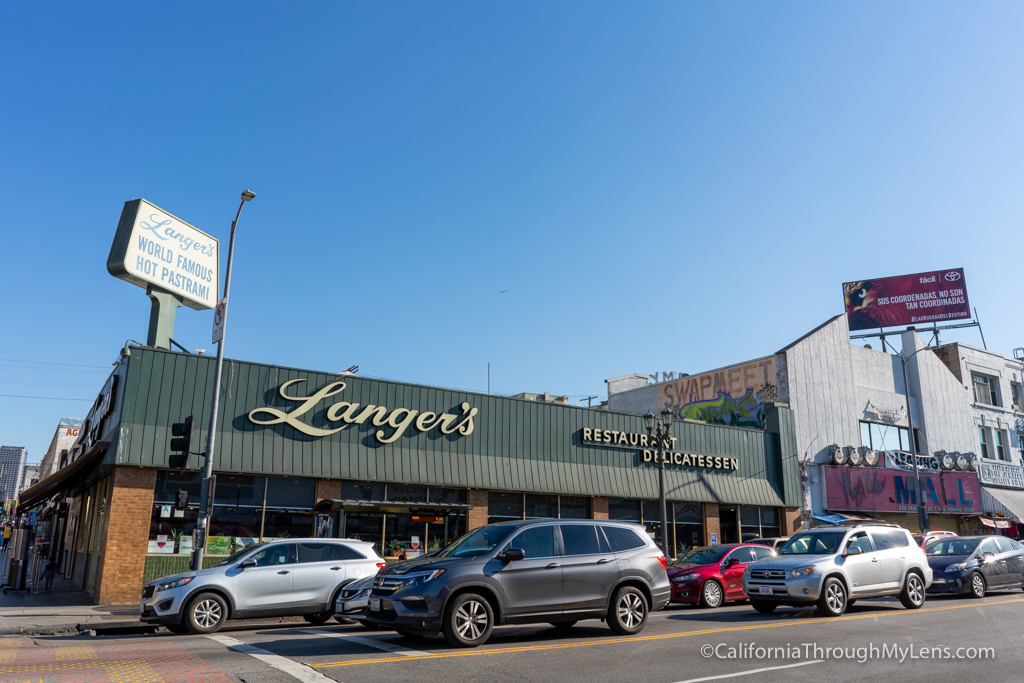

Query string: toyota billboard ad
[843,268,970,331]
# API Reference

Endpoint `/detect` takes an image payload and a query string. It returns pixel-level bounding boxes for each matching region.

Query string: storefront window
[525,494,558,519]
[266,477,314,508]
[428,488,467,505]
[149,504,197,555]
[609,498,641,522]
[488,492,524,524]
[341,481,383,500]
[739,506,780,541]
[674,503,703,555]
[154,470,202,503]
[344,512,384,547]
[262,509,314,541]
[386,485,427,502]
[558,496,590,519]
[216,475,265,507]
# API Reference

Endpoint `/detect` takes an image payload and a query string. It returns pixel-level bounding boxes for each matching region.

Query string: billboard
[107,199,219,310]
[842,268,969,331]
[823,465,978,515]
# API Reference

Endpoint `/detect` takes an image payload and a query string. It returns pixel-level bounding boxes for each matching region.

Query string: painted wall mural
[659,357,776,430]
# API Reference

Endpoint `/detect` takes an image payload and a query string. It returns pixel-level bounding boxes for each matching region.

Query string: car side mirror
[722,558,737,568]
[239,558,257,569]
[980,552,995,563]
[845,546,862,556]
[500,548,525,562]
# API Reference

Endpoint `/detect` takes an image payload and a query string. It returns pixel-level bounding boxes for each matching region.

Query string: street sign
[709,532,718,546]
[212,299,227,344]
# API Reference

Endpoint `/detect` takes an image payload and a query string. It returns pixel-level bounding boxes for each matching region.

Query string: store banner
[843,268,970,331]
[824,465,979,514]
[978,461,1024,489]
[882,451,942,473]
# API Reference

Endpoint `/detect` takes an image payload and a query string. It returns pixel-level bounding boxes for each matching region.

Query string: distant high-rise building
[0,446,27,501]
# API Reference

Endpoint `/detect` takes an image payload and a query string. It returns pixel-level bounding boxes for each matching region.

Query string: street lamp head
[240,190,256,202]
[643,411,655,435]
[661,407,674,427]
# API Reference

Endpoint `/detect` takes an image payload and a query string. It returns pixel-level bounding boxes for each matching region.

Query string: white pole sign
[107,199,220,310]
[212,299,227,344]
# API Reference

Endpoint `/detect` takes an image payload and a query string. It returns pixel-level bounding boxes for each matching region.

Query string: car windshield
[926,539,979,556]
[779,531,845,555]
[436,526,513,558]
[215,543,265,566]
[675,547,729,565]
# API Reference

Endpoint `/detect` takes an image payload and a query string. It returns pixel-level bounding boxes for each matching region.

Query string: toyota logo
[944,271,961,282]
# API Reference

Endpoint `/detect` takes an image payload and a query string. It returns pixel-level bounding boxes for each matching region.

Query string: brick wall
[315,478,341,502]
[592,496,609,520]
[783,507,802,535]
[467,489,488,530]
[95,466,157,605]
[703,502,720,546]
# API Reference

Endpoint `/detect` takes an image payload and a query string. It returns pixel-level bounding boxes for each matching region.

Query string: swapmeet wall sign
[107,199,220,310]
[842,268,970,331]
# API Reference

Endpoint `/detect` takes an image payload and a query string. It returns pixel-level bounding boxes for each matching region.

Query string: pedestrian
[1,526,11,552]
[42,559,58,592]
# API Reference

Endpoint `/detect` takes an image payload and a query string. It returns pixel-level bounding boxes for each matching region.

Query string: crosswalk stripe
[206,634,335,682]
[301,628,431,657]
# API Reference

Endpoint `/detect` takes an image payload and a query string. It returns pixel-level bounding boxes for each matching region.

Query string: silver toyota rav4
[741,523,932,617]
[140,538,385,633]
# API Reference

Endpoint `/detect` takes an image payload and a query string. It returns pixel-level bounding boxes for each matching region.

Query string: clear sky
[2,3,1022,465]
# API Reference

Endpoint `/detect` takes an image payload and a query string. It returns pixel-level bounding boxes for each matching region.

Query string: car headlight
[156,577,194,592]
[399,569,445,587]
[789,566,816,578]
[945,563,966,572]
[671,573,700,583]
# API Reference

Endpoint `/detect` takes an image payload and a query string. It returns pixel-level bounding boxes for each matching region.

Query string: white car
[140,538,386,633]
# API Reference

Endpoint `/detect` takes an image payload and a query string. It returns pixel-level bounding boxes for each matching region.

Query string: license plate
[758,586,772,595]
[369,597,380,611]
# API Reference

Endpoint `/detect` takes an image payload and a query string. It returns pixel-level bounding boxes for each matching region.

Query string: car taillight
[656,555,668,570]
[376,562,386,569]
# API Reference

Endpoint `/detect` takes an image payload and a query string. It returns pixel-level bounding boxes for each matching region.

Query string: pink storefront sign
[823,465,979,514]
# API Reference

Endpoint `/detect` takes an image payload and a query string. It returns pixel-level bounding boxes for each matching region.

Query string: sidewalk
[0,545,139,635]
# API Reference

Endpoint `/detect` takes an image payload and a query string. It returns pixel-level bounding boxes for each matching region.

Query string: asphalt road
[5,590,1024,682]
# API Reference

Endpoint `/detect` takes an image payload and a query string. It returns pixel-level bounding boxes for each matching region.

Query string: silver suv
[741,523,932,617]
[363,520,671,647]
[140,538,385,633]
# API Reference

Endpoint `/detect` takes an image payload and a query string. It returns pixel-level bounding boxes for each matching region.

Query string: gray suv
[140,538,385,633]
[741,523,932,617]
[363,519,671,647]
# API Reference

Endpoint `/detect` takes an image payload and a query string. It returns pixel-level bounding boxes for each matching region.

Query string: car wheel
[549,621,577,630]
[442,593,494,647]
[899,572,925,609]
[750,600,776,614]
[304,612,333,625]
[185,593,228,634]
[970,572,986,598]
[607,585,649,635]
[698,580,724,608]
[816,577,847,617]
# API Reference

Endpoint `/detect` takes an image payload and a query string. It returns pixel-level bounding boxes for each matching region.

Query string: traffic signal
[174,488,189,511]
[169,416,193,470]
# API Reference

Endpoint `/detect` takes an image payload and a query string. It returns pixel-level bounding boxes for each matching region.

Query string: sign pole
[192,190,255,572]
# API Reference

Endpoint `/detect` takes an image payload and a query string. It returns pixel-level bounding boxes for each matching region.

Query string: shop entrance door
[719,506,739,544]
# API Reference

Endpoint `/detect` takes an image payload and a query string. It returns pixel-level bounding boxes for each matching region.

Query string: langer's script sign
[248,380,477,444]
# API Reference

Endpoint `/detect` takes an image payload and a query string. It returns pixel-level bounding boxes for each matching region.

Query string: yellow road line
[315,597,1024,668]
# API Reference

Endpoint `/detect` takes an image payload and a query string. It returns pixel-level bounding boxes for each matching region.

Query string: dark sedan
[926,536,1024,598]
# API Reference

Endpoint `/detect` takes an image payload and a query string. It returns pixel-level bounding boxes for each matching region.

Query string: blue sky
[2,3,1022,465]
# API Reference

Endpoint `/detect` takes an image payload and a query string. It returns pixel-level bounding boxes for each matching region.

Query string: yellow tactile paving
[55,644,96,661]
[102,659,164,683]
[0,639,24,665]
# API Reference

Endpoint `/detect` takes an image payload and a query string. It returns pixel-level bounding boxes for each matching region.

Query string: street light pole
[192,190,255,572]
[900,344,931,534]
[644,408,674,559]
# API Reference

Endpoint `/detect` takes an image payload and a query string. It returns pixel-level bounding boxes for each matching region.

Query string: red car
[668,543,776,608]
[912,530,957,548]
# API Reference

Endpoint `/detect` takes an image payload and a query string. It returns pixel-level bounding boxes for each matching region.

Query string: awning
[981,517,1012,529]
[314,499,473,515]
[980,486,1024,522]
[17,442,108,510]
[813,513,883,526]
